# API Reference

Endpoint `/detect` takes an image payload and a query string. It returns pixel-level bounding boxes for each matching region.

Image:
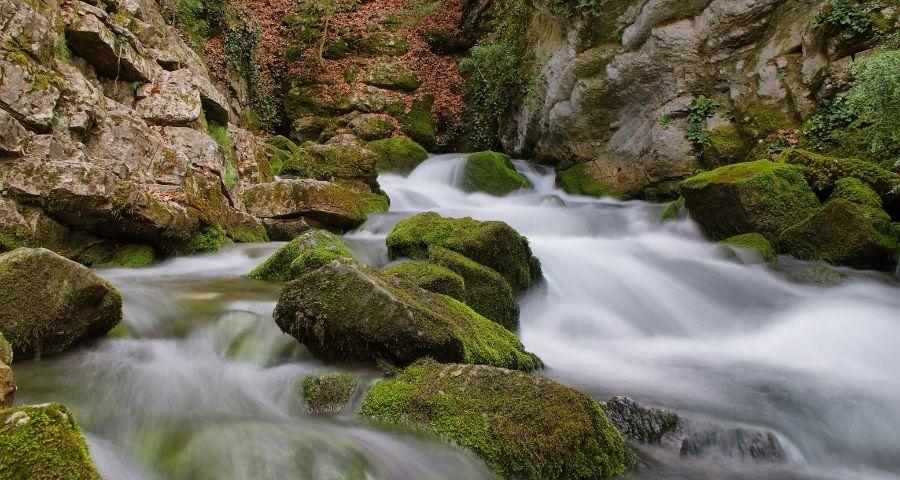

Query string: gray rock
[0,109,30,155]
[134,69,202,124]
[65,5,158,82]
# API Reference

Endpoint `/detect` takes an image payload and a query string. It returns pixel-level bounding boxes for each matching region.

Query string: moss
[280,142,377,188]
[556,163,615,198]
[108,244,156,267]
[179,225,231,255]
[348,114,395,141]
[0,332,11,365]
[703,123,748,168]
[680,160,820,241]
[399,96,437,149]
[360,358,632,480]
[659,197,685,223]
[427,246,519,330]
[720,233,778,263]
[265,135,300,154]
[776,148,899,201]
[829,177,882,208]
[383,260,466,300]
[463,151,532,195]
[249,229,353,281]
[386,212,542,291]
[302,373,359,415]
[367,137,429,173]
[783,266,846,286]
[778,199,898,270]
[0,403,101,479]
[735,100,798,140]
[274,261,541,371]
[363,62,421,92]
[356,32,410,56]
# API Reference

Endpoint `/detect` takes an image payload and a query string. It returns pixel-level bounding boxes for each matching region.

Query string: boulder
[681,160,820,241]
[242,179,388,232]
[556,163,617,198]
[367,137,429,173]
[398,96,436,149]
[0,109,31,156]
[273,261,541,371]
[65,5,157,81]
[249,229,353,281]
[720,233,778,263]
[463,151,532,195]
[0,56,60,131]
[0,403,102,479]
[383,261,466,300]
[386,212,541,291]
[0,362,13,408]
[778,199,899,270]
[301,373,359,415]
[827,177,882,208]
[602,396,679,445]
[355,32,410,56]
[363,62,421,92]
[134,69,202,124]
[280,141,379,192]
[349,86,405,116]
[659,197,685,223]
[347,113,395,141]
[360,359,632,479]
[0,248,122,358]
[290,115,330,142]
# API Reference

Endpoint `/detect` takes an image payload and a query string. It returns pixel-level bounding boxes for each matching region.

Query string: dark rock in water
[0,248,122,358]
[603,396,787,464]
[301,373,359,415]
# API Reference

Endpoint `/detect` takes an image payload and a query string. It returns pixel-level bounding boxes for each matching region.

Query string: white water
[14,153,900,479]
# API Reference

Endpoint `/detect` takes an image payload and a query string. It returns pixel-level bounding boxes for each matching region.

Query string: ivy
[459,43,525,150]
[552,0,607,18]
[224,20,278,132]
[686,95,719,148]
[161,0,229,51]
[811,0,882,44]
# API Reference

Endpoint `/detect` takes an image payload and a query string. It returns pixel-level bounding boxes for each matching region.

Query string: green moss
[703,123,747,167]
[720,233,778,263]
[0,403,102,479]
[208,122,238,189]
[274,262,541,371]
[463,151,532,195]
[265,135,300,154]
[249,229,353,281]
[386,212,541,291]
[383,261,466,300]
[829,177,882,208]
[776,148,900,200]
[399,96,437,149]
[0,332,11,365]
[280,142,377,187]
[680,160,820,241]
[367,137,429,173]
[356,32,410,56]
[302,373,359,415]
[735,100,798,140]
[427,246,519,330]
[360,358,632,480]
[108,244,156,267]
[363,62,421,92]
[557,163,615,198]
[659,197,685,223]
[179,225,231,255]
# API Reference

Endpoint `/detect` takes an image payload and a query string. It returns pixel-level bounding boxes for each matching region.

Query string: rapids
[13,153,900,479]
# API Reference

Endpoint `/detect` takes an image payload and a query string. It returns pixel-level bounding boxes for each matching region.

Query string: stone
[0,110,30,156]
[280,141,379,193]
[360,359,632,479]
[363,62,421,92]
[0,248,122,358]
[249,229,354,281]
[302,373,359,415]
[367,137,429,173]
[0,363,13,408]
[65,6,157,82]
[463,151,532,195]
[347,113,395,141]
[134,69,202,124]
[383,260,466,300]
[0,57,60,131]
[720,233,778,263]
[556,163,619,198]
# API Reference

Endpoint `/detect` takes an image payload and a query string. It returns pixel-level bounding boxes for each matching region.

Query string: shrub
[686,95,719,148]
[459,43,526,151]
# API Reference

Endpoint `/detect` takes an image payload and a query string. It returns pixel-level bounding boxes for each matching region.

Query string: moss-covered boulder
[348,113,396,141]
[463,151,532,195]
[702,123,748,168]
[556,163,616,198]
[0,403,102,479]
[427,246,519,330]
[777,148,900,207]
[399,96,436,149]
[280,141,379,192]
[778,199,899,270]
[360,358,631,480]
[0,248,122,358]
[0,363,12,408]
[720,233,778,263]
[383,261,466,300]
[386,212,541,291]
[659,197,685,223]
[363,62,421,92]
[273,261,541,371]
[829,177,882,208]
[367,137,429,173]
[302,373,359,415]
[680,160,820,241]
[356,32,410,56]
[249,230,353,281]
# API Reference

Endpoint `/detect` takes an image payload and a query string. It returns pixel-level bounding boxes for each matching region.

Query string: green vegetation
[829,177,883,208]
[721,233,778,262]
[249,229,354,281]
[208,122,239,189]
[557,163,615,198]
[811,0,882,44]
[302,373,359,414]
[367,137,429,173]
[161,0,229,51]
[776,148,899,200]
[179,225,231,255]
[224,19,278,132]
[686,95,719,148]
[552,0,608,18]
[659,197,685,223]
[108,245,157,267]
[360,358,632,480]
[0,404,101,480]
[463,151,532,195]
[399,96,437,148]
[383,261,466,300]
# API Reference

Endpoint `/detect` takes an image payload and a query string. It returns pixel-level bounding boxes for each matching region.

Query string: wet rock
[302,373,359,415]
[659,197,685,223]
[720,233,778,263]
[0,248,122,358]
[556,163,618,198]
[679,426,786,462]
[603,396,679,445]
[463,151,532,195]
[383,260,466,300]
[386,212,542,291]
[360,358,631,479]
[249,229,354,281]
[273,261,541,371]
[367,137,428,173]
[134,69,202,124]
[0,403,102,479]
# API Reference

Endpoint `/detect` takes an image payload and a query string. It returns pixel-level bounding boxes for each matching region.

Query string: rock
[65,5,157,81]
[779,199,899,270]
[383,260,466,300]
[681,160,820,241]
[273,261,541,371]
[398,96,436,149]
[659,197,685,223]
[463,151,532,195]
[829,177,882,208]
[0,403,102,479]
[386,212,542,291]
[349,86,405,115]
[134,69,202,124]
[427,246,519,330]
[242,179,388,232]
[301,373,359,415]
[0,55,60,131]
[602,396,679,445]
[261,218,319,241]
[0,108,31,156]
[0,363,13,408]
[556,163,617,198]
[702,123,749,168]
[360,359,632,479]
[355,32,410,56]
[720,233,778,263]
[0,332,11,365]
[0,248,122,358]
[290,115,330,142]
[249,229,353,281]
[347,113,395,141]
[280,141,379,193]
[363,62,421,92]
[367,137,429,173]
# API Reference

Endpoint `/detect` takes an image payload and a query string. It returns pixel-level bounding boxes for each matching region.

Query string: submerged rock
[367,137,429,173]
[0,248,122,358]
[386,212,541,291]
[463,151,532,196]
[0,403,102,479]
[273,261,540,371]
[556,163,617,198]
[360,359,632,479]
[720,233,778,263]
[302,373,359,415]
[681,160,820,241]
[249,230,354,281]
[383,261,466,300]
[659,197,685,223]
[603,396,679,445]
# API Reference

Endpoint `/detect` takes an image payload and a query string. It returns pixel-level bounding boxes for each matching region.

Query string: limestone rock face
[134,69,203,124]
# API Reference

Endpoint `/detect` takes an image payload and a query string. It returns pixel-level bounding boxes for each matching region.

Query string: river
[13,154,900,479]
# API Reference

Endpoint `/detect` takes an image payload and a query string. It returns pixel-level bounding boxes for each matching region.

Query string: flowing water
[13,153,900,479]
